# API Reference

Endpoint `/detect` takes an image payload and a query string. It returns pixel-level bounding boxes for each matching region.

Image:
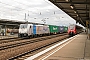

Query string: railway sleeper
[8,38,64,60]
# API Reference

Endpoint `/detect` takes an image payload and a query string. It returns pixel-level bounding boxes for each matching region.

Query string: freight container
[33,24,36,35]
[43,25,50,34]
[64,26,68,32]
[58,26,64,33]
[49,25,58,34]
[36,25,43,34]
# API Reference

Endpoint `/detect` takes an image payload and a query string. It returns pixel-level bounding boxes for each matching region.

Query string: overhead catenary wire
[12,0,39,12]
[0,0,63,19]
[43,0,76,21]
[0,0,49,20]
[43,0,67,23]
[0,0,72,26]
[0,1,38,15]
[12,0,43,18]
[0,1,41,20]
[12,0,63,19]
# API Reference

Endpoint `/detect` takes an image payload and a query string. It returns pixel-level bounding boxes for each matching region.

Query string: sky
[0,0,76,26]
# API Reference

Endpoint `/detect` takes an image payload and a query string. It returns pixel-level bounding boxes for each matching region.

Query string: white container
[43,25,50,34]
[36,25,43,34]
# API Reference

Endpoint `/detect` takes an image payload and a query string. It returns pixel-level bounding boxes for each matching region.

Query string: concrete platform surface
[36,33,90,60]
[0,33,18,39]
[46,33,90,60]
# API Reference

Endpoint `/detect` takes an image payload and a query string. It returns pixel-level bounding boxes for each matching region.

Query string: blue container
[33,25,36,34]
[58,26,64,33]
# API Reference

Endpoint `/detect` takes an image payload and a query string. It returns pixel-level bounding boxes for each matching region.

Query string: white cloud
[0,0,76,26]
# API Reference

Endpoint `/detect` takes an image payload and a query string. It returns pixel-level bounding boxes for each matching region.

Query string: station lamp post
[24,13,29,23]
[86,20,90,39]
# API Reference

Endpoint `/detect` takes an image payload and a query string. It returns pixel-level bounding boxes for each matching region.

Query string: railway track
[0,33,69,60]
[8,35,69,60]
[0,33,67,44]
[0,33,67,51]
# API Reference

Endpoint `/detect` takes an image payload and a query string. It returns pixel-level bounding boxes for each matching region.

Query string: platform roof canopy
[0,19,45,26]
[0,19,25,26]
[49,0,90,27]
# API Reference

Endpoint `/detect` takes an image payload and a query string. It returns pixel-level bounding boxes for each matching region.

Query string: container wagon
[64,26,68,33]
[33,25,50,37]
[43,25,50,35]
[49,25,58,34]
[58,26,64,33]
[35,25,44,37]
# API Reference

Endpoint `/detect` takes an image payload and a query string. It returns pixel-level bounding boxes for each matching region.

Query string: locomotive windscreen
[69,25,75,30]
[20,24,28,29]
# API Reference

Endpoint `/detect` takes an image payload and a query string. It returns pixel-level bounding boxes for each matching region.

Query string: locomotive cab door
[28,25,33,36]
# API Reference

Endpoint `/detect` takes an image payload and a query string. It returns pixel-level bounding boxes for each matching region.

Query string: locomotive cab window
[20,24,27,29]
[69,25,75,30]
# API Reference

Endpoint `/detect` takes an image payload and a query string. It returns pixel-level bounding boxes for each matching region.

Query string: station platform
[33,33,90,60]
[0,33,18,39]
